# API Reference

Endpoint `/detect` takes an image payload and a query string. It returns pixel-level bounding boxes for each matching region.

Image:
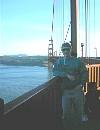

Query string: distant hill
[0,55,48,67]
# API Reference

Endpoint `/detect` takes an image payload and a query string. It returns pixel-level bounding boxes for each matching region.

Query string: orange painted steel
[86,64,100,88]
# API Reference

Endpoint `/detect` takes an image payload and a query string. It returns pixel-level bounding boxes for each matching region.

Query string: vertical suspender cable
[90,0,96,63]
[81,0,84,57]
[50,1,54,42]
[63,0,64,42]
[64,0,71,43]
[57,0,62,56]
[88,0,90,63]
[93,0,96,64]
[78,0,81,57]
[85,0,88,57]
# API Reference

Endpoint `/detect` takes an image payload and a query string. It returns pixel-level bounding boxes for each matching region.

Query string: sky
[0,0,100,57]
[0,0,53,56]
[77,0,100,57]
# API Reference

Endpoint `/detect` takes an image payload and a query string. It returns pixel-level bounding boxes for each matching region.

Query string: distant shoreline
[0,55,48,67]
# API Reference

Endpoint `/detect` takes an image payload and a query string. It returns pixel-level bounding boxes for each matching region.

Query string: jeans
[62,86,84,130]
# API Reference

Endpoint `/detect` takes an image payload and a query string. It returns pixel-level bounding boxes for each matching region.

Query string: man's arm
[79,60,88,85]
[53,59,66,77]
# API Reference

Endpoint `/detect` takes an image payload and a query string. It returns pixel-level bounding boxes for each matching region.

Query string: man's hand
[66,74,75,81]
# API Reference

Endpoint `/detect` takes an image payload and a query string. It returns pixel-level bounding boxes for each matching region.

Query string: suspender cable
[85,0,88,57]
[78,0,81,57]
[63,0,64,42]
[52,0,55,35]
[79,0,84,57]
[93,0,96,58]
[88,0,90,57]
[87,0,90,63]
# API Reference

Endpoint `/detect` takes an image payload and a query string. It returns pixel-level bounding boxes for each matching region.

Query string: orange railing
[86,64,100,88]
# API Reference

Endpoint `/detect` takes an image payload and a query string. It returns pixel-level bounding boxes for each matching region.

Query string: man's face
[62,47,71,56]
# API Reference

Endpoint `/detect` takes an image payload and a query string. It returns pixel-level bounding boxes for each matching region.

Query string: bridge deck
[1,110,100,130]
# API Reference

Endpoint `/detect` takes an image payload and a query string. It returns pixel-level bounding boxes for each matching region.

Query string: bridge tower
[70,0,77,57]
[48,36,53,61]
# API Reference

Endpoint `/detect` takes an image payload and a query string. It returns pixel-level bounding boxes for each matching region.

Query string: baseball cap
[61,42,71,51]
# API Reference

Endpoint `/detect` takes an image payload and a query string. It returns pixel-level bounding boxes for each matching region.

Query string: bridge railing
[0,77,63,129]
[83,64,100,93]
[0,63,100,129]
[86,64,100,87]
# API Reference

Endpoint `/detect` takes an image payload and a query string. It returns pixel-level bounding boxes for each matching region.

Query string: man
[53,42,88,130]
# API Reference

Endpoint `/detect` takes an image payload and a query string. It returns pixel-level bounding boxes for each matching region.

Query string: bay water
[0,65,53,104]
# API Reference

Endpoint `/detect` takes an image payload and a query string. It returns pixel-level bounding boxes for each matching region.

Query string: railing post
[86,64,100,88]
[0,98,4,117]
